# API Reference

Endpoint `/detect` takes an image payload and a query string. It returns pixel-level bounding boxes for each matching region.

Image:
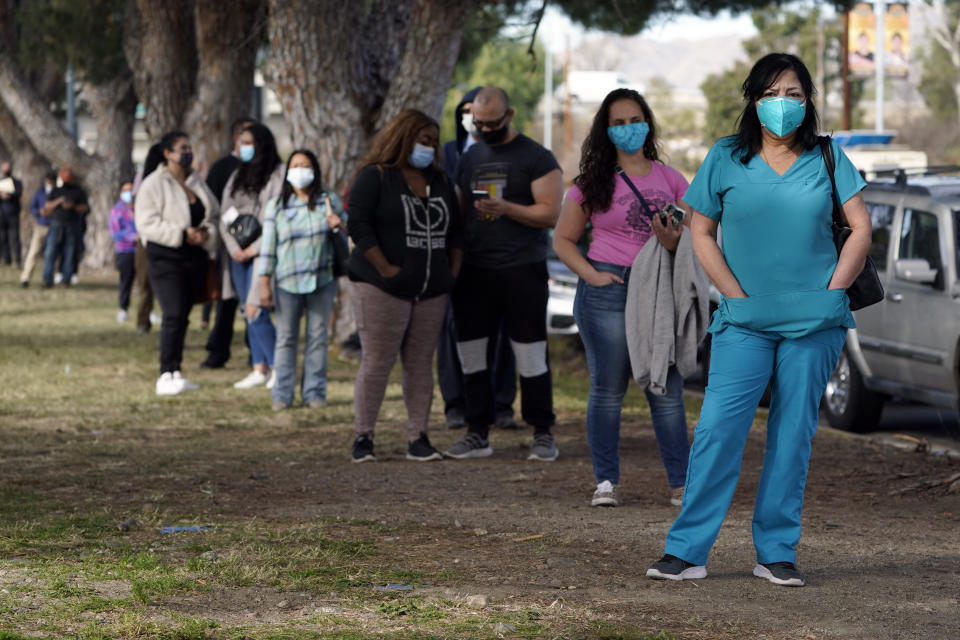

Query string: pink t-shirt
[566,162,689,267]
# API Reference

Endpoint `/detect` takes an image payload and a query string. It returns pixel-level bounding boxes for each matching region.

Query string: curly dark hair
[231,123,282,197]
[731,52,821,163]
[573,89,659,215]
[277,149,324,210]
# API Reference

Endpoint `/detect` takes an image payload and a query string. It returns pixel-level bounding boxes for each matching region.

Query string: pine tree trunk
[265,0,472,193]
[184,0,265,175]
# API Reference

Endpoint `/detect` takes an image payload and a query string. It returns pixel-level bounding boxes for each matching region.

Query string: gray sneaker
[591,480,618,507]
[527,433,558,462]
[444,432,493,459]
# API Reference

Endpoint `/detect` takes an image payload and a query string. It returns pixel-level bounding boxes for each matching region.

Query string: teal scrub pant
[664,324,846,566]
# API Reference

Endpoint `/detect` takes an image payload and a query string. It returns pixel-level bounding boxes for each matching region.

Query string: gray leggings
[351,282,448,440]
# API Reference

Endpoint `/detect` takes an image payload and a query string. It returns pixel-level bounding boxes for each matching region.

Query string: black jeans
[0,211,21,266]
[452,261,555,437]
[146,242,205,374]
[116,252,136,311]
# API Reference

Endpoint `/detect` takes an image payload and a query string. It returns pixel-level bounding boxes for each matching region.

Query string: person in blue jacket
[646,53,871,587]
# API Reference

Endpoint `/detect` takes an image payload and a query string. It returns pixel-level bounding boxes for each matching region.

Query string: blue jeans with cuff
[272,282,337,406]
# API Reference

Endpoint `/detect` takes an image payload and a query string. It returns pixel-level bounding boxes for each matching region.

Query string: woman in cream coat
[136,130,220,396]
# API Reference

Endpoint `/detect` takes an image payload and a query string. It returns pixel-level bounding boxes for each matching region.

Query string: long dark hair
[573,89,660,215]
[359,109,440,171]
[231,123,281,196]
[277,149,324,210]
[732,52,821,163]
[142,143,165,179]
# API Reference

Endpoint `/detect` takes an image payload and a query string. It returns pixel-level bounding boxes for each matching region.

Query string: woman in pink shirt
[553,88,691,508]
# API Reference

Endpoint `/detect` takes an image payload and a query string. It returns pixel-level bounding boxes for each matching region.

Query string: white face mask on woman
[286,167,315,190]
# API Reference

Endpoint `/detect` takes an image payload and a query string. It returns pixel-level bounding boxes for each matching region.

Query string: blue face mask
[607,122,649,155]
[756,97,806,137]
[409,143,435,169]
[239,144,255,163]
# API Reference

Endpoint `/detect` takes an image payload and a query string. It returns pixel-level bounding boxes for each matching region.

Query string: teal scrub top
[684,136,867,339]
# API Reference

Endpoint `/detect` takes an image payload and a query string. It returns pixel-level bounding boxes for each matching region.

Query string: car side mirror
[894,258,938,285]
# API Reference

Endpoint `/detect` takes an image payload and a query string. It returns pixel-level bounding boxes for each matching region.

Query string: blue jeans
[43,220,78,285]
[573,259,690,488]
[229,257,276,368]
[664,324,846,566]
[273,282,337,406]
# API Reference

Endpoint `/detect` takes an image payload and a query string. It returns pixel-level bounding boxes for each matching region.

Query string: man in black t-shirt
[42,167,88,287]
[200,116,255,369]
[445,86,564,462]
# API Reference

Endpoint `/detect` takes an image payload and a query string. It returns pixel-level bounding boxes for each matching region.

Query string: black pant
[116,252,136,311]
[204,297,238,364]
[146,242,205,374]
[452,261,555,437]
[437,300,516,417]
[0,211,21,266]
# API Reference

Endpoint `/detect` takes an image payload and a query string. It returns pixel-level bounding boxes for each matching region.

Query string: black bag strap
[615,165,654,219]
[819,136,846,228]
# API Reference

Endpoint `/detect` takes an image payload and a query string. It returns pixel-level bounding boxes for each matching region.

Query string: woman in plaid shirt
[258,150,345,410]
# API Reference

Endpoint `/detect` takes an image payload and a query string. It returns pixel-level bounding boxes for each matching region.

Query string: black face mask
[479,125,509,145]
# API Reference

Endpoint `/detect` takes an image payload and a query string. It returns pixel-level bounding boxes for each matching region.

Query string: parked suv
[822,169,960,432]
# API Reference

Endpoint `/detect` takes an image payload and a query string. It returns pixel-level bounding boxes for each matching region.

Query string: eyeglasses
[472,112,509,131]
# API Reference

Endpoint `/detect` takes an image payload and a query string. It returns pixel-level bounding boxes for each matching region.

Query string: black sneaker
[444,432,493,459]
[753,562,805,587]
[351,435,375,463]
[406,433,443,461]
[495,413,519,429]
[444,410,466,429]
[646,554,707,581]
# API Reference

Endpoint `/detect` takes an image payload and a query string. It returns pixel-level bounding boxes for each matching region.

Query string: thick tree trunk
[265,0,472,193]
[184,0,265,175]
[124,0,198,138]
[0,101,50,265]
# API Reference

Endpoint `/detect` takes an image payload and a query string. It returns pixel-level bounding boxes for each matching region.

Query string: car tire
[821,347,885,432]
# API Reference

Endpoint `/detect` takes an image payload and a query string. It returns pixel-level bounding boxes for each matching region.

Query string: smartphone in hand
[472,189,490,200]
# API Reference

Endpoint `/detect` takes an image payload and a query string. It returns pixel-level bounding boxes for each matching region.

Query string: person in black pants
[444,86,564,462]
[201,116,256,369]
[135,131,220,395]
[0,161,23,268]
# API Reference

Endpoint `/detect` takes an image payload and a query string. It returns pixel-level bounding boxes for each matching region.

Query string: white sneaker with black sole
[753,562,805,587]
[646,554,707,581]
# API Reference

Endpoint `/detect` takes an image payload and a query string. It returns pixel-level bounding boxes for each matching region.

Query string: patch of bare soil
[9,408,960,639]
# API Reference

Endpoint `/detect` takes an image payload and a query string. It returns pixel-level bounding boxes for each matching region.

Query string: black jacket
[346,165,462,300]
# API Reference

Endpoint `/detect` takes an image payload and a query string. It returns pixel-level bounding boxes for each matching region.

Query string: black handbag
[819,136,884,311]
[229,214,261,250]
[324,194,349,277]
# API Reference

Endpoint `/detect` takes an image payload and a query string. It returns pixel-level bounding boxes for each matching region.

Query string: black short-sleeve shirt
[454,133,560,268]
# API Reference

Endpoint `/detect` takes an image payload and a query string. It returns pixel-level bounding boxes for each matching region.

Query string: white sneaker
[173,371,198,391]
[591,480,618,507]
[265,370,276,389]
[156,372,182,396]
[70,274,78,285]
[670,486,684,507]
[149,311,161,326]
[117,309,128,323]
[234,369,269,389]
[54,273,63,285]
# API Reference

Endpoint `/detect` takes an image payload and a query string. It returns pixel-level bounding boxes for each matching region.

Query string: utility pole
[842,10,851,130]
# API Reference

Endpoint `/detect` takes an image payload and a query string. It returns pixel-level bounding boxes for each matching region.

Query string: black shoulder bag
[819,136,884,311]
[324,193,349,277]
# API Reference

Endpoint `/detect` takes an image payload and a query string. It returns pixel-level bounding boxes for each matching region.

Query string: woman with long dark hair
[346,109,463,463]
[135,131,220,395]
[553,88,692,509]
[646,53,870,586]
[258,150,345,410]
[219,123,284,390]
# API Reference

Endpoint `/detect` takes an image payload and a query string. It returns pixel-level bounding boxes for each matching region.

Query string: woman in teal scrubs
[646,53,871,587]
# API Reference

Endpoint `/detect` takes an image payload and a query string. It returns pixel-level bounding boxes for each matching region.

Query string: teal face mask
[607,121,649,155]
[756,97,806,137]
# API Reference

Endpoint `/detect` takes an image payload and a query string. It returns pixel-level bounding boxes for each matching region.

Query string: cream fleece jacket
[134,165,220,253]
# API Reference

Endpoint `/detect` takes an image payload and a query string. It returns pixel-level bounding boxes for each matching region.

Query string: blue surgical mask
[607,122,650,155]
[120,190,133,204]
[409,143,435,169]
[239,144,255,163]
[756,97,806,137]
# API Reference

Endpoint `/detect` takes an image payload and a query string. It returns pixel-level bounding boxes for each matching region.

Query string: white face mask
[286,167,315,190]
[461,112,477,135]
[120,190,133,204]
[56,177,64,188]
[44,183,53,194]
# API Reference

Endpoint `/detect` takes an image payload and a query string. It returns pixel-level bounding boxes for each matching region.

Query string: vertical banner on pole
[884,2,910,77]
[848,2,876,78]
